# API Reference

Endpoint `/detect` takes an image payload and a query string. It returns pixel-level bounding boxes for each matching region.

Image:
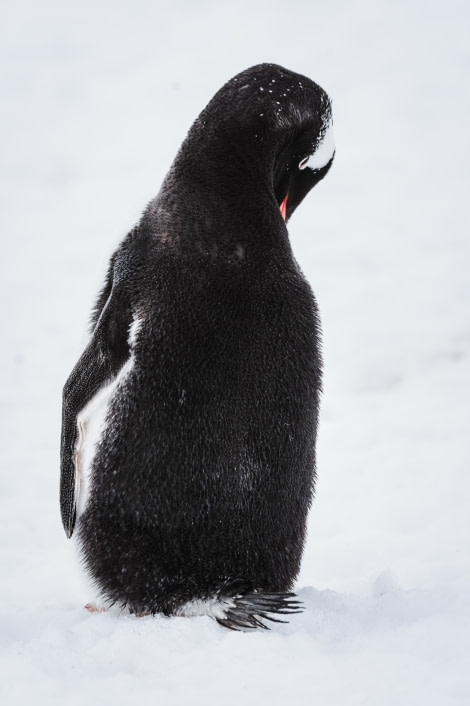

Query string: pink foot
[85,602,107,613]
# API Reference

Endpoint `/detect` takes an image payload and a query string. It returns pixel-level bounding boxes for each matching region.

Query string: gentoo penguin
[60,63,334,630]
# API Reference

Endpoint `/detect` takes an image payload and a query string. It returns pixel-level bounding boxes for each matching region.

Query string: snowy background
[1,0,469,703]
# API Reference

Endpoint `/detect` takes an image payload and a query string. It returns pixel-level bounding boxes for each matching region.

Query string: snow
[1,0,469,704]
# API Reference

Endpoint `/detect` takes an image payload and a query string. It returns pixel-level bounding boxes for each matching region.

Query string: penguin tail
[215,589,303,631]
[176,580,303,631]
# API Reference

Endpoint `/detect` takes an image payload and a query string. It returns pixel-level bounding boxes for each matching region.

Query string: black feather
[60,64,334,628]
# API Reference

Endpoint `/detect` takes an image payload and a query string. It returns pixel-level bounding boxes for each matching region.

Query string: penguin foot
[85,602,107,613]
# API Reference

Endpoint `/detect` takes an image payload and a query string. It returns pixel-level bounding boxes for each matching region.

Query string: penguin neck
[152,133,286,256]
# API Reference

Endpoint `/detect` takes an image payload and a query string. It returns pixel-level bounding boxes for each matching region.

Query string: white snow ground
[1,1,469,704]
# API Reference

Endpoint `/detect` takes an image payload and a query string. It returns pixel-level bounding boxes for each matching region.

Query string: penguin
[60,63,334,630]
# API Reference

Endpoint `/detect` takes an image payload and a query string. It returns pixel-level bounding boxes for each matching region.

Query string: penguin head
[221,64,335,224]
[164,64,334,233]
[210,65,333,219]
[269,85,334,223]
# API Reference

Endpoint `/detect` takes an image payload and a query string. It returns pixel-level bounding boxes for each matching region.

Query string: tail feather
[215,589,303,631]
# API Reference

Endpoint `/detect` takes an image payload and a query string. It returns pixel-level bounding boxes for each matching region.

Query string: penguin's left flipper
[60,283,132,538]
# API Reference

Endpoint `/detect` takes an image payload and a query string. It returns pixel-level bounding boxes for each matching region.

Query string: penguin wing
[60,283,132,538]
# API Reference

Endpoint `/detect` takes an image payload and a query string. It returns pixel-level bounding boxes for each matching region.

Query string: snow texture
[1,1,469,704]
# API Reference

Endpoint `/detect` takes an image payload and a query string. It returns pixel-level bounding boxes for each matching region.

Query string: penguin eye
[298,156,310,170]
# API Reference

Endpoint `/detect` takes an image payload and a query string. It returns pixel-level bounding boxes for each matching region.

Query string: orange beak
[280,194,288,221]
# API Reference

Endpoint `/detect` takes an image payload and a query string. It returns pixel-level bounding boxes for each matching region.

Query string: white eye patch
[299,119,335,171]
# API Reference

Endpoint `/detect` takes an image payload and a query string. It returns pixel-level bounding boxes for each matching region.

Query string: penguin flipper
[60,285,132,538]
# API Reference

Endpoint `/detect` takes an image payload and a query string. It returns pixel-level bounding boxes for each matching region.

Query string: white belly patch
[74,315,142,517]
[74,357,134,517]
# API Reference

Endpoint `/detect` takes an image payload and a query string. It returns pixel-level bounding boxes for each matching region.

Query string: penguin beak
[280,194,288,221]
